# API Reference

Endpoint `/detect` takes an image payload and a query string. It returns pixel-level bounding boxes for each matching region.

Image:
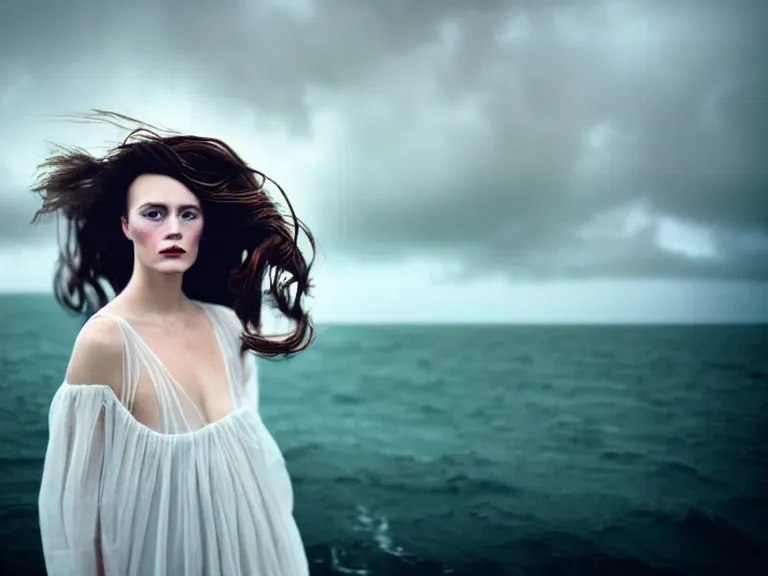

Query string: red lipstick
[159,245,186,258]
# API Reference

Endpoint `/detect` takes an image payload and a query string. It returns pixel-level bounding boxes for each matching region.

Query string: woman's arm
[39,318,122,576]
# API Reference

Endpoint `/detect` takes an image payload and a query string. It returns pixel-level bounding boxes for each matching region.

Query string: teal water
[0,294,766,575]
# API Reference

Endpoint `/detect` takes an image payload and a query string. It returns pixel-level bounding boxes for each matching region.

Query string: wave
[307,532,693,576]
[648,459,724,487]
[303,499,768,575]
[702,360,768,384]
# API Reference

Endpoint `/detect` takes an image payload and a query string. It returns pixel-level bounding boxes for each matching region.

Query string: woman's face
[121,174,204,274]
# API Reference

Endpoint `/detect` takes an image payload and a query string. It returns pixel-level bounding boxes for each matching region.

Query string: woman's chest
[128,324,236,426]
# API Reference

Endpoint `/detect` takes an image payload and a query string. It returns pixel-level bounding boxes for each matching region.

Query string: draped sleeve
[212,302,261,413]
[242,350,260,413]
[38,384,111,576]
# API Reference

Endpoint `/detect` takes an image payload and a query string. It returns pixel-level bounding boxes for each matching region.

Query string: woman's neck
[118,265,190,318]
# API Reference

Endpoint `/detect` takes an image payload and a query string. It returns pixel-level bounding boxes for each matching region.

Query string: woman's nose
[167,216,183,235]
[164,219,182,240]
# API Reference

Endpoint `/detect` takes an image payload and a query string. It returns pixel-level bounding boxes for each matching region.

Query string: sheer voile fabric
[38,302,308,576]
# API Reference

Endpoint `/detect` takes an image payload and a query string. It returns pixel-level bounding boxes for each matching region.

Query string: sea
[0,294,766,576]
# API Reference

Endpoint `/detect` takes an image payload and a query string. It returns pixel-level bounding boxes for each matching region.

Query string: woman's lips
[159,245,186,257]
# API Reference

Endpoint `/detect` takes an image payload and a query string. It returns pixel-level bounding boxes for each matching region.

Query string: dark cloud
[1,0,766,280]
[0,157,53,243]
[0,192,53,244]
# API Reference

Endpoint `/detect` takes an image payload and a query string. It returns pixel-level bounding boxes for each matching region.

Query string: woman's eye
[181,211,198,220]
[144,210,162,220]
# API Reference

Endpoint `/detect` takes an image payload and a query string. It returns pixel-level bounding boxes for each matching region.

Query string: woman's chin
[152,259,194,274]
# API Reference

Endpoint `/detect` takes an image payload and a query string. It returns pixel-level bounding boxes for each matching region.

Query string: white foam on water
[329,547,369,576]
[354,505,413,560]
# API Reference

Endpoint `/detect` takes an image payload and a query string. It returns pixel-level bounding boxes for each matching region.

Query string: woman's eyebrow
[138,203,201,211]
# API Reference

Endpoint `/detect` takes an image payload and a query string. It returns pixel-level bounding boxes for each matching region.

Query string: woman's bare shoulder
[65,316,123,391]
[201,301,243,333]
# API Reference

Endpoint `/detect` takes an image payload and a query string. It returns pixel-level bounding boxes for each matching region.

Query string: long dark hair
[31,111,315,358]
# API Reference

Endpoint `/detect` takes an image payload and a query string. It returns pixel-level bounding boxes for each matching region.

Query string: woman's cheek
[131,223,158,250]
[189,222,203,249]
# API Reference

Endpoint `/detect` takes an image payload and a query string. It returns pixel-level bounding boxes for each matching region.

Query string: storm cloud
[1,0,766,283]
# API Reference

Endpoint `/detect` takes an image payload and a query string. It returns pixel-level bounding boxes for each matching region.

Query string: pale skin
[65,173,233,428]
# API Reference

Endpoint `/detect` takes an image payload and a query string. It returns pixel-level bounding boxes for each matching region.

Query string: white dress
[38,301,309,576]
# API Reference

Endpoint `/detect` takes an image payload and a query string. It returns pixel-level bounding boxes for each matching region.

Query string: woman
[33,112,315,576]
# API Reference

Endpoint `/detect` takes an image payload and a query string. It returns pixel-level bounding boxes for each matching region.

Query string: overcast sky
[0,0,766,323]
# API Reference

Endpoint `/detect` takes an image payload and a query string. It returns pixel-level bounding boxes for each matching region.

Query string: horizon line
[0,292,765,327]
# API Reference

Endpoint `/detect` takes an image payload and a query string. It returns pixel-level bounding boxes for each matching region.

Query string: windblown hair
[31,111,315,358]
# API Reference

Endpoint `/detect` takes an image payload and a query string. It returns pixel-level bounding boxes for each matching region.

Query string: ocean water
[0,294,766,576]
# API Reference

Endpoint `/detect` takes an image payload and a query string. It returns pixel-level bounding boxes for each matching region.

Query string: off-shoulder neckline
[59,382,251,441]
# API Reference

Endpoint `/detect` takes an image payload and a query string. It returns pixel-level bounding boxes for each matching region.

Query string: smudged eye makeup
[140,205,201,222]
